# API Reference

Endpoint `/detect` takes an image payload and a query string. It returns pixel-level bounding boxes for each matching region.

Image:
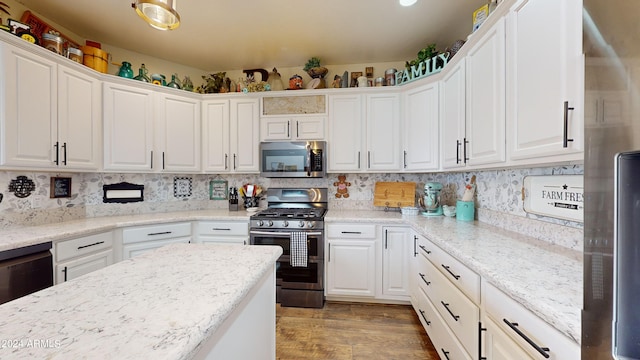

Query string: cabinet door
[440,60,467,169]
[55,249,114,284]
[328,94,364,171]
[103,82,154,171]
[381,227,410,298]
[403,83,439,171]
[156,93,201,172]
[326,239,376,297]
[230,98,259,173]
[1,43,57,168]
[506,0,583,161]
[260,117,292,141]
[294,117,326,140]
[57,65,101,170]
[122,237,191,260]
[366,93,401,171]
[466,18,506,167]
[482,315,534,360]
[202,99,230,172]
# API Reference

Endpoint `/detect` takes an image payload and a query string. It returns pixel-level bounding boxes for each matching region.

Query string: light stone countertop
[0,208,582,346]
[325,210,582,345]
[0,209,251,252]
[0,243,282,359]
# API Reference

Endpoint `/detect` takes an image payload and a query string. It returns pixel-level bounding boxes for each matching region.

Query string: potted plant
[304,57,328,79]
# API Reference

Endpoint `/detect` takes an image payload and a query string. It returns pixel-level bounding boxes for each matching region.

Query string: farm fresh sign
[395,53,450,86]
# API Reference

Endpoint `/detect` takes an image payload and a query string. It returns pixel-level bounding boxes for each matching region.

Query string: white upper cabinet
[58,65,102,170]
[103,81,154,171]
[260,116,326,141]
[328,92,401,172]
[1,42,101,170]
[230,98,260,173]
[465,17,506,167]
[440,60,467,170]
[155,93,201,172]
[366,93,401,171]
[202,99,231,172]
[328,94,365,172]
[506,0,584,163]
[403,82,439,171]
[203,97,259,173]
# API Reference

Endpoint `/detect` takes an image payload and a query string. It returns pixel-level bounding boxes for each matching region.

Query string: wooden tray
[374,182,416,208]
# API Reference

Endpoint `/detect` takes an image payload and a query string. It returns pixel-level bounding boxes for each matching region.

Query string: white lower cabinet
[326,223,411,302]
[326,223,377,298]
[482,314,534,360]
[381,226,410,299]
[54,231,114,284]
[411,234,480,359]
[196,221,249,245]
[122,222,192,260]
[481,280,579,360]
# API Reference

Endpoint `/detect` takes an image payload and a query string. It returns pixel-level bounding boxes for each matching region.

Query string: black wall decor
[8,176,36,198]
[103,182,144,203]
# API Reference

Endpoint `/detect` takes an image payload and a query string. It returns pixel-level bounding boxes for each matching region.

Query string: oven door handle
[250,230,322,237]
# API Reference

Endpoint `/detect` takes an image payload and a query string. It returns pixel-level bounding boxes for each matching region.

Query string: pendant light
[132,0,180,31]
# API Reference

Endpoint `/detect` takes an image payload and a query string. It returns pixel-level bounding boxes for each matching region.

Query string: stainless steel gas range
[249,188,327,308]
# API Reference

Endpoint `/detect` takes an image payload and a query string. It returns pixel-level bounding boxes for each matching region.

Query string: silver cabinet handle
[563,101,575,148]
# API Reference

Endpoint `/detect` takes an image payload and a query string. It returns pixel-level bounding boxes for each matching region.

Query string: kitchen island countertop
[0,243,282,359]
[325,209,582,345]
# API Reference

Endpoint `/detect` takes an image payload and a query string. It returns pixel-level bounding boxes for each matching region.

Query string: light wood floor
[276,302,440,360]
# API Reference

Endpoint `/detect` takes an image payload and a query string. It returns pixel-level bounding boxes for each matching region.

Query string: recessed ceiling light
[399,0,418,7]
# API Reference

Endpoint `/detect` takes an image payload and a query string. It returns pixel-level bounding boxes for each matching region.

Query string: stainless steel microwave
[260,141,326,178]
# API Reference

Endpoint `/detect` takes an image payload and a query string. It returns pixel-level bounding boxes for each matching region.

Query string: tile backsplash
[0,165,584,249]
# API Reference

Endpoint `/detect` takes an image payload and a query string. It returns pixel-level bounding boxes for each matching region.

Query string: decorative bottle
[134,64,151,82]
[166,73,181,89]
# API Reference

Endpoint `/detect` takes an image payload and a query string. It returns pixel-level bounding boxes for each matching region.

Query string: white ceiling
[17,0,486,71]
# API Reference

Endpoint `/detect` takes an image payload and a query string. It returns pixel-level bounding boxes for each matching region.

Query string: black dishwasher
[0,242,53,305]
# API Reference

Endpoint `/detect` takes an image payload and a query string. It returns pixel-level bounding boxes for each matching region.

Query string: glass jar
[42,33,64,55]
[166,74,181,89]
[134,64,151,82]
[118,61,134,78]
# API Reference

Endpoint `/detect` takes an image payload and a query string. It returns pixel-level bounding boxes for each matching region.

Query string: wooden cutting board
[374,182,416,208]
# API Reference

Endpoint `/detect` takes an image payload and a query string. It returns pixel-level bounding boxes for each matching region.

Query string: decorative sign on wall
[103,182,144,203]
[395,53,450,86]
[8,176,36,198]
[523,175,584,222]
[209,180,228,200]
[50,177,72,198]
[173,177,193,198]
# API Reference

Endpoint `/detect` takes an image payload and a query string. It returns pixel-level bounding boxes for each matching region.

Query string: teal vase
[118,61,134,78]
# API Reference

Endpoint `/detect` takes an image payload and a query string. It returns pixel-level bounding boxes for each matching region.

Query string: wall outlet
[31,196,42,208]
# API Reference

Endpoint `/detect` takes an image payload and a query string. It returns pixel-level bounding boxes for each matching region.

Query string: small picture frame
[173,177,193,198]
[365,67,374,78]
[209,180,228,200]
[50,177,72,198]
[350,72,363,87]
[7,19,30,35]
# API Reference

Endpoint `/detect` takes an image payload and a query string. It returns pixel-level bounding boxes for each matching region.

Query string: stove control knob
[257,220,264,227]
[308,222,315,229]
[283,220,289,227]
[267,220,273,227]
[298,221,305,228]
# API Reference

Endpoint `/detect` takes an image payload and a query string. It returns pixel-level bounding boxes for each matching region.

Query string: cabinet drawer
[197,221,248,236]
[483,280,579,360]
[417,236,480,304]
[123,222,191,244]
[414,285,472,360]
[421,256,480,358]
[56,231,113,262]
[327,223,376,238]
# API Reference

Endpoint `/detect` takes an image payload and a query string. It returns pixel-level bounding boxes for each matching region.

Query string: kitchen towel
[290,232,308,267]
